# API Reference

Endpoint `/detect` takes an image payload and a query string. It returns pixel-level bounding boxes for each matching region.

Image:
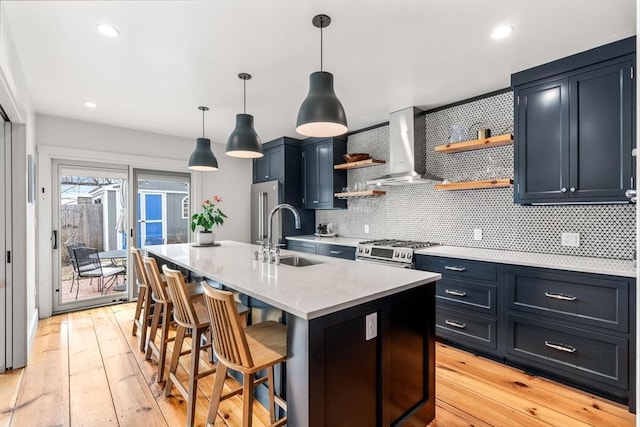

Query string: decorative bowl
[343,153,370,163]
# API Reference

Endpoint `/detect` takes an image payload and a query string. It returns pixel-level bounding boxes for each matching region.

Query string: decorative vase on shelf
[197,230,215,245]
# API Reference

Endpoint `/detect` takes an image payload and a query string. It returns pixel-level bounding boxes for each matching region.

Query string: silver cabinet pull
[330,250,342,255]
[313,200,319,204]
[544,341,576,353]
[625,189,636,202]
[544,292,576,301]
[561,187,567,193]
[445,320,466,329]
[445,289,467,297]
[570,187,576,192]
[444,266,466,272]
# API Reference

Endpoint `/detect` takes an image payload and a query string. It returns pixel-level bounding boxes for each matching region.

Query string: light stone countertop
[144,241,440,320]
[286,235,361,247]
[415,245,636,278]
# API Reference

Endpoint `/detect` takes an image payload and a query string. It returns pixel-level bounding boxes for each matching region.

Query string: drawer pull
[544,341,577,353]
[445,289,467,297]
[444,266,466,272]
[544,292,577,301]
[445,320,466,329]
[330,250,342,255]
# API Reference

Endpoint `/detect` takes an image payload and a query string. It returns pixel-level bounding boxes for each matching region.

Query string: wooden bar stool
[130,247,153,352]
[163,266,216,427]
[202,285,287,427]
[144,257,203,381]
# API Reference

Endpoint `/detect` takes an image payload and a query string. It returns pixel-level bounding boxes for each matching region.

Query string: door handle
[52,230,58,250]
[625,189,636,203]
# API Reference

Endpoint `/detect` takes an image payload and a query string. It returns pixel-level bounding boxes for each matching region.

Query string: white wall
[35,114,252,316]
[0,2,37,367]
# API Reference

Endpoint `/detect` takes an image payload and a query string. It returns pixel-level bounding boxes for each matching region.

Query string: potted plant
[191,195,227,245]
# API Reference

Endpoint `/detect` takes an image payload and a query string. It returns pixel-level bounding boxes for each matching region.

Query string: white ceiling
[2,0,636,146]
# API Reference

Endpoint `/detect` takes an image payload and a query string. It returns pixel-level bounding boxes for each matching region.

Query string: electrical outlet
[473,228,483,241]
[561,232,580,247]
[364,224,370,234]
[365,313,377,340]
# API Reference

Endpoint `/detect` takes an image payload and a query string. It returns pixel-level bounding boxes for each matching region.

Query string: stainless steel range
[356,239,440,268]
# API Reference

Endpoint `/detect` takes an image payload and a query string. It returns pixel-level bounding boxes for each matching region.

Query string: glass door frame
[52,160,130,314]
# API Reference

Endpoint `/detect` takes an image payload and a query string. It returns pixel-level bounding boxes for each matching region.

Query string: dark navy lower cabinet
[416,254,636,409]
[286,239,356,260]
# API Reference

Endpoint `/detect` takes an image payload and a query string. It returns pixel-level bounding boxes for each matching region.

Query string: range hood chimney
[366,107,442,186]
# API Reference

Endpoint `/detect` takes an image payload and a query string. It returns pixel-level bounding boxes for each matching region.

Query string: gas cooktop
[358,239,440,250]
[356,239,440,265]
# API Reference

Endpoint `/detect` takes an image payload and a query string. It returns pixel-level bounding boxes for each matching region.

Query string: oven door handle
[355,258,413,268]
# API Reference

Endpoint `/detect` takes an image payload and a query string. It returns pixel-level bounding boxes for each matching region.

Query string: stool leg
[243,373,255,427]
[186,327,201,427]
[267,366,276,424]
[165,325,185,397]
[139,287,152,352]
[146,302,161,360]
[157,302,171,383]
[132,285,145,336]
[207,363,228,425]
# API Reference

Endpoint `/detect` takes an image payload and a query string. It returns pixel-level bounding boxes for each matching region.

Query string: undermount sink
[279,256,325,267]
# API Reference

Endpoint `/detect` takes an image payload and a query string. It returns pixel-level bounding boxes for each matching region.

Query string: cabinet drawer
[316,244,356,260]
[507,267,629,332]
[418,256,497,283]
[436,307,497,350]
[507,314,628,389]
[286,241,316,254]
[436,279,496,315]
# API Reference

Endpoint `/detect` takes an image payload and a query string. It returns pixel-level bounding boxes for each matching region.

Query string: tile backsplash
[316,91,636,260]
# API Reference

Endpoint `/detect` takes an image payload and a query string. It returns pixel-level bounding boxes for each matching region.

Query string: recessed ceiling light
[97,24,119,38]
[85,102,98,108]
[491,25,513,39]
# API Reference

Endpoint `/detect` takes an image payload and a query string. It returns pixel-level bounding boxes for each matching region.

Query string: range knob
[401,252,407,259]
[407,253,412,260]
[365,248,370,254]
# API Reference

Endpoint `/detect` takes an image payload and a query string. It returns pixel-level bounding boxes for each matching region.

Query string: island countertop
[144,241,441,320]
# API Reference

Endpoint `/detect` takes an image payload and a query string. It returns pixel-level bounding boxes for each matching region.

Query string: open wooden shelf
[435,133,514,153]
[434,179,513,191]
[334,190,386,198]
[334,159,386,170]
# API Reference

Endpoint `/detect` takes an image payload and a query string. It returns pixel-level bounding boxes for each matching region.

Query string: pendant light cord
[320,23,324,72]
[202,108,205,138]
[243,78,247,114]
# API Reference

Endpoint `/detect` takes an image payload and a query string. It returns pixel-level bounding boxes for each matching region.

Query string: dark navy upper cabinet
[512,37,635,205]
[253,137,296,183]
[301,137,347,209]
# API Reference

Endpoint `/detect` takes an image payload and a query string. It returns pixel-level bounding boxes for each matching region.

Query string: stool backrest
[130,247,149,287]
[143,256,170,302]
[162,265,199,327]
[202,284,254,369]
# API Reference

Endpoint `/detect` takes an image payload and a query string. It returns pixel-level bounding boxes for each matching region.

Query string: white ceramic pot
[197,230,216,245]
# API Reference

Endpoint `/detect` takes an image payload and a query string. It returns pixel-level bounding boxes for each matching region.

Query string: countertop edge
[415,245,636,278]
[286,235,360,247]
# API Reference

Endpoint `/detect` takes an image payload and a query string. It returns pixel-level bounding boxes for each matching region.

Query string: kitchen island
[144,241,441,426]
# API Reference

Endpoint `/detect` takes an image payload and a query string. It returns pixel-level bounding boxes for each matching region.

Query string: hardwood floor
[1,302,635,427]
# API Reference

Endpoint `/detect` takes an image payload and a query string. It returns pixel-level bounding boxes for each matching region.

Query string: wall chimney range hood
[366,107,442,186]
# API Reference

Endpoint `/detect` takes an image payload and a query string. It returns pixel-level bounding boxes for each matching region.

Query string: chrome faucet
[265,203,301,263]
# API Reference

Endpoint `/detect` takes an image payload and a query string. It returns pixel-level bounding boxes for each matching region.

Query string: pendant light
[226,73,264,158]
[188,106,219,171]
[296,14,347,137]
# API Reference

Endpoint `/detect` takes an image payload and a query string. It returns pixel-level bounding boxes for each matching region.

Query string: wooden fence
[60,204,104,262]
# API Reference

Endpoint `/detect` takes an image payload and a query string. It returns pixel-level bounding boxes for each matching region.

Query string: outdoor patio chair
[67,242,99,298]
[72,246,126,296]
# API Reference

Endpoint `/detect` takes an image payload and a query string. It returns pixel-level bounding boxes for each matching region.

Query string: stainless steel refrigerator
[251,180,282,245]
[250,180,315,246]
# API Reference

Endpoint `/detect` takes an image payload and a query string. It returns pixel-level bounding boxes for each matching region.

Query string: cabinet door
[253,146,284,183]
[302,141,332,208]
[515,78,570,203]
[569,58,634,200]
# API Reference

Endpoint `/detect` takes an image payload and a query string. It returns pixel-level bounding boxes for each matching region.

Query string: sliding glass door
[134,170,190,249]
[52,161,129,313]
